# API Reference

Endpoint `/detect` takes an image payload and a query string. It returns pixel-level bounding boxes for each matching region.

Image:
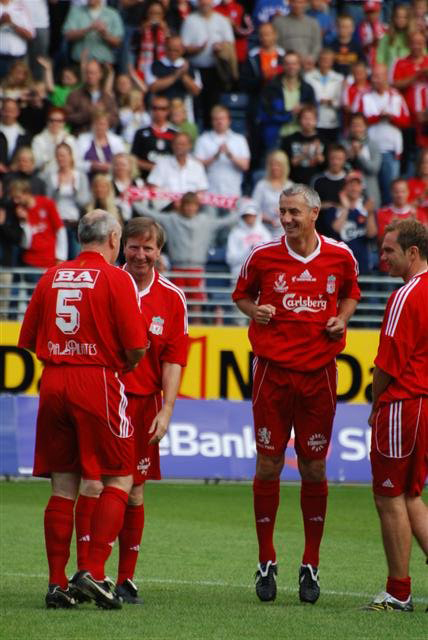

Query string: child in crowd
[330,14,364,77]
[36,57,80,108]
[281,105,325,185]
[119,89,151,146]
[169,97,199,144]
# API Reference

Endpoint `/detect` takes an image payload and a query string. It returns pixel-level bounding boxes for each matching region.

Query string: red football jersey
[232,235,361,371]
[375,270,428,403]
[122,270,188,395]
[18,251,148,370]
[22,196,64,268]
[392,54,428,120]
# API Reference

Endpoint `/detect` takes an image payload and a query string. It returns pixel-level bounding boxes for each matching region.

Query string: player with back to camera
[365,218,428,612]
[18,210,148,610]
[74,216,189,604]
[232,184,361,604]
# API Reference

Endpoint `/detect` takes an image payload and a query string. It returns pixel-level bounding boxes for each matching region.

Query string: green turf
[0,481,426,639]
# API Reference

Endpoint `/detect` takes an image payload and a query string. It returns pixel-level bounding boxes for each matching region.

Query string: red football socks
[387,576,411,601]
[301,480,328,567]
[44,495,75,589]
[253,476,280,564]
[75,494,98,570]
[117,504,145,584]
[86,486,129,581]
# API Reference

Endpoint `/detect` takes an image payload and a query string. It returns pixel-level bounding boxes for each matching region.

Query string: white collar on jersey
[122,263,156,297]
[284,232,321,264]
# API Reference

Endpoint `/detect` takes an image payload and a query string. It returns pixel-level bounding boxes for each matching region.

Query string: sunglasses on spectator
[152,105,168,111]
[49,118,65,122]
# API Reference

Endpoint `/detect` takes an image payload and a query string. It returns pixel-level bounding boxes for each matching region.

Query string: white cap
[238,198,259,217]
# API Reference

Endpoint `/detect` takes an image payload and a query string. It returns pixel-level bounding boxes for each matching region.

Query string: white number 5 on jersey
[56,289,82,334]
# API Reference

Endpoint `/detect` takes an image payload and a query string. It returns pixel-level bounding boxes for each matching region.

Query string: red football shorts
[252,357,337,459]
[33,365,134,479]
[371,397,428,497]
[171,267,206,301]
[127,392,162,484]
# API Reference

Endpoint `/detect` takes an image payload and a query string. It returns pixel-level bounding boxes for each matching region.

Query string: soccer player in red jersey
[18,210,148,610]
[76,216,188,604]
[365,219,428,612]
[232,184,361,604]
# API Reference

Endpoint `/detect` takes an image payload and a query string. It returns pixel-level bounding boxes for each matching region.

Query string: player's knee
[103,474,134,494]
[256,454,283,481]
[298,457,326,482]
[80,478,103,498]
[128,484,144,506]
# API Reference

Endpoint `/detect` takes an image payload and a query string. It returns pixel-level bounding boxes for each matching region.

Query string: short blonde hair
[266,150,290,181]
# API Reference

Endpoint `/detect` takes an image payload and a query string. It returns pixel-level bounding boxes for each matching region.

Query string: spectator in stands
[226,197,272,281]
[0,0,34,77]
[18,79,50,137]
[240,21,285,166]
[37,56,80,109]
[76,110,126,177]
[215,0,254,69]
[281,105,325,186]
[376,177,428,272]
[306,0,336,46]
[341,60,371,125]
[112,152,144,222]
[354,63,411,205]
[8,178,67,268]
[407,148,428,215]
[134,190,238,311]
[32,107,78,175]
[86,173,122,223]
[312,143,348,234]
[330,13,364,77]
[22,0,49,81]
[0,99,31,173]
[0,183,27,318]
[180,0,235,127]
[357,1,387,68]
[341,112,382,209]
[273,0,322,71]
[258,50,316,153]
[392,30,428,175]
[0,60,33,101]
[63,0,124,66]
[414,80,428,149]
[411,0,428,38]
[146,34,202,123]
[133,0,171,81]
[147,131,208,200]
[65,59,119,135]
[131,94,176,179]
[252,150,294,236]
[251,0,289,28]
[170,97,199,144]
[44,142,91,259]
[304,48,344,144]
[3,146,46,196]
[116,0,148,72]
[118,88,151,147]
[322,170,377,273]
[376,3,412,70]
[194,104,250,198]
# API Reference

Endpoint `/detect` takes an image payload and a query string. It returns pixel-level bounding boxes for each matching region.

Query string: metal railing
[0,267,401,327]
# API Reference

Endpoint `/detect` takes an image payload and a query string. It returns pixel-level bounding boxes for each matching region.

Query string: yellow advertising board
[1,322,378,403]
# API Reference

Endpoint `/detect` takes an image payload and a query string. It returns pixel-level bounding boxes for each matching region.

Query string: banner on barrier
[1,396,372,482]
[1,323,378,403]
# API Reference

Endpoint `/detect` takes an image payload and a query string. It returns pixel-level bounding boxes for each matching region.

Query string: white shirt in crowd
[0,0,34,56]
[147,154,208,194]
[304,69,344,129]
[180,11,234,68]
[226,216,272,280]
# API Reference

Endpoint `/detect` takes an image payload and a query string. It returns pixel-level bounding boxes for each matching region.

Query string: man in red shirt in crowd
[232,184,360,604]
[366,218,428,612]
[392,30,428,125]
[377,178,428,273]
[9,179,67,267]
[18,210,147,610]
[75,216,188,604]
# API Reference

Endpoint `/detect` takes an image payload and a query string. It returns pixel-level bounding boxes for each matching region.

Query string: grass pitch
[0,481,427,640]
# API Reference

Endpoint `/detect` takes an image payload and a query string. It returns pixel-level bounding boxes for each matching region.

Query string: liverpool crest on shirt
[273,273,288,293]
[149,315,164,335]
[326,275,336,294]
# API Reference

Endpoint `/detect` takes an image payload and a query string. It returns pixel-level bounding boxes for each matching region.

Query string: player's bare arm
[325,298,358,341]
[125,347,147,371]
[236,298,276,325]
[368,365,393,426]
[149,362,182,444]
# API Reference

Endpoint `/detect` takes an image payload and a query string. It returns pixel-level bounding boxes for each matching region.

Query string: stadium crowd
[1,0,428,318]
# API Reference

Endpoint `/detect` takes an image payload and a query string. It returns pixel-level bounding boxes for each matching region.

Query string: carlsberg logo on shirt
[282,293,327,313]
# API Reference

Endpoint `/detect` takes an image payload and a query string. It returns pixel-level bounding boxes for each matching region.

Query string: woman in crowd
[76,110,126,176]
[32,107,78,174]
[252,150,293,236]
[112,152,144,222]
[4,147,46,195]
[376,3,412,70]
[86,173,122,223]
[0,60,33,101]
[44,142,91,258]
